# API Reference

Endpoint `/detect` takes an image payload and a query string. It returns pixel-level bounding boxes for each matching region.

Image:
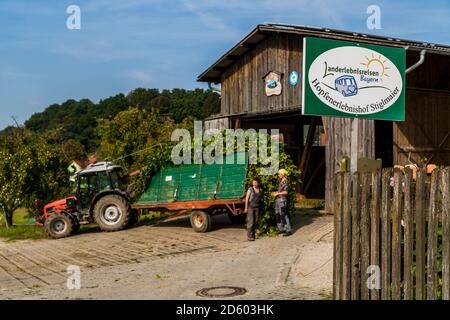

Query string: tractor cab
[76,162,125,213]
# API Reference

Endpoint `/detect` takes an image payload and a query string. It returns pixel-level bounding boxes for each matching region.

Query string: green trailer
[131,151,248,232]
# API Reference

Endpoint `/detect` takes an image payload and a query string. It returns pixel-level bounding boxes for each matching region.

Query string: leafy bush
[246,152,300,235]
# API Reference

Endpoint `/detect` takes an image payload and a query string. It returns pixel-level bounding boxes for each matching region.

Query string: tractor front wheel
[93,195,131,232]
[190,211,212,233]
[44,213,74,239]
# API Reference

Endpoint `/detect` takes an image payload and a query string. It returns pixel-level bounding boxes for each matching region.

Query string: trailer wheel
[94,194,131,232]
[227,212,246,225]
[44,213,74,239]
[190,211,211,233]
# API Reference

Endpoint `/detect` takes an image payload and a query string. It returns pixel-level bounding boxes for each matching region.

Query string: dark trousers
[247,207,259,239]
[275,197,291,233]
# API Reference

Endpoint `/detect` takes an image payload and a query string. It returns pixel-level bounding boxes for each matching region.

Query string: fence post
[351,172,361,300]
[342,172,352,299]
[360,172,371,300]
[427,168,440,300]
[403,168,414,300]
[391,169,403,300]
[381,168,392,300]
[442,168,450,300]
[333,173,344,299]
[370,169,381,300]
[415,168,426,300]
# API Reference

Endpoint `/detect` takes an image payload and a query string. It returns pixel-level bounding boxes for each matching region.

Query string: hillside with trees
[22,88,220,152]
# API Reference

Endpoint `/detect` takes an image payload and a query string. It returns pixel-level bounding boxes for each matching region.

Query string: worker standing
[272,169,292,236]
[244,178,261,241]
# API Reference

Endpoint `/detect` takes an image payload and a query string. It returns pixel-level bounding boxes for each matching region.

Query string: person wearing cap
[272,169,292,236]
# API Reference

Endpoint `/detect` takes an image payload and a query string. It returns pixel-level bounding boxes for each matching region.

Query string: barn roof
[197,23,450,84]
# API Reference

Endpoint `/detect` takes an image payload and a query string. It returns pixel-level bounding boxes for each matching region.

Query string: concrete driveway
[0,210,333,300]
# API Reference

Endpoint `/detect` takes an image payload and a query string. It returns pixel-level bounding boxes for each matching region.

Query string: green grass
[0,207,44,241]
[0,225,46,241]
[295,198,325,210]
[0,209,167,241]
[138,211,163,224]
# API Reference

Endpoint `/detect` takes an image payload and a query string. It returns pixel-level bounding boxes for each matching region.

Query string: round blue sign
[289,70,299,86]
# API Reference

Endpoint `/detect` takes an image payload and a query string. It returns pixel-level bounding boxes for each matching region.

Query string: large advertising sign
[302,37,406,121]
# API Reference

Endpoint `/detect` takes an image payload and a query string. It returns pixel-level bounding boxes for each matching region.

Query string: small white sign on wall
[263,71,283,96]
[165,176,172,182]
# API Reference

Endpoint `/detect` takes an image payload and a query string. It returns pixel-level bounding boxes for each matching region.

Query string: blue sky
[1,0,449,129]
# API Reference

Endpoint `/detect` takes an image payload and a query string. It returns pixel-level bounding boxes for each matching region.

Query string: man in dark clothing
[244,178,261,241]
[272,169,292,236]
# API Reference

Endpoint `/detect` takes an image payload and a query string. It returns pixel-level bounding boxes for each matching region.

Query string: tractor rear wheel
[93,194,131,232]
[190,211,212,233]
[44,213,74,239]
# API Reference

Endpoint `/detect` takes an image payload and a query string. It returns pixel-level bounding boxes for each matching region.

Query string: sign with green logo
[302,37,406,121]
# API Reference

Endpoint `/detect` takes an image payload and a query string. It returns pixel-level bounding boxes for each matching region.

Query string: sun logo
[360,54,391,82]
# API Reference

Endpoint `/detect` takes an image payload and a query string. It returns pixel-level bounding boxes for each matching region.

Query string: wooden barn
[197,24,450,212]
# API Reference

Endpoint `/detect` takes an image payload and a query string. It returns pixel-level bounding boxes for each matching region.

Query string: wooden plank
[391,169,403,300]
[324,117,334,213]
[403,168,414,300]
[442,167,450,300]
[342,172,352,299]
[381,168,392,300]
[415,168,426,300]
[370,169,381,300]
[333,173,343,299]
[360,172,371,300]
[427,168,440,300]
[299,118,317,182]
[351,172,361,300]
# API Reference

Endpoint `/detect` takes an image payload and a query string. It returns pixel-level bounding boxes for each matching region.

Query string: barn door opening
[375,120,393,167]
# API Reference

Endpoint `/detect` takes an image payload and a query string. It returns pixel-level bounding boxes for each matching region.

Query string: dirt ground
[0,210,333,300]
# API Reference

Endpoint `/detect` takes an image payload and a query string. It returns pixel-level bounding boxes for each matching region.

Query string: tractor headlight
[66,198,76,208]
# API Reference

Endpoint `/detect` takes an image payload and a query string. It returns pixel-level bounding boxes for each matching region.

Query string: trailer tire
[94,194,131,232]
[190,211,211,233]
[44,213,74,239]
[227,212,246,225]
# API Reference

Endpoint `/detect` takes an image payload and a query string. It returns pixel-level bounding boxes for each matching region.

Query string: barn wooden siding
[204,117,230,131]
[394,53,450,166]
[394,91,450,166]
[220,34,303,116]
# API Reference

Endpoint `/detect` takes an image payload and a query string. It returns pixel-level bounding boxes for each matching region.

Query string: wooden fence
[333,167,450,300]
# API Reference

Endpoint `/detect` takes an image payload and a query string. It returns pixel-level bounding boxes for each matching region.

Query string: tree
[126,88,160,109]
[202,91,221,116]
[147,95,171,114]
[0,148,29,227]
[60,139,86,162]
[0,128,69,227]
